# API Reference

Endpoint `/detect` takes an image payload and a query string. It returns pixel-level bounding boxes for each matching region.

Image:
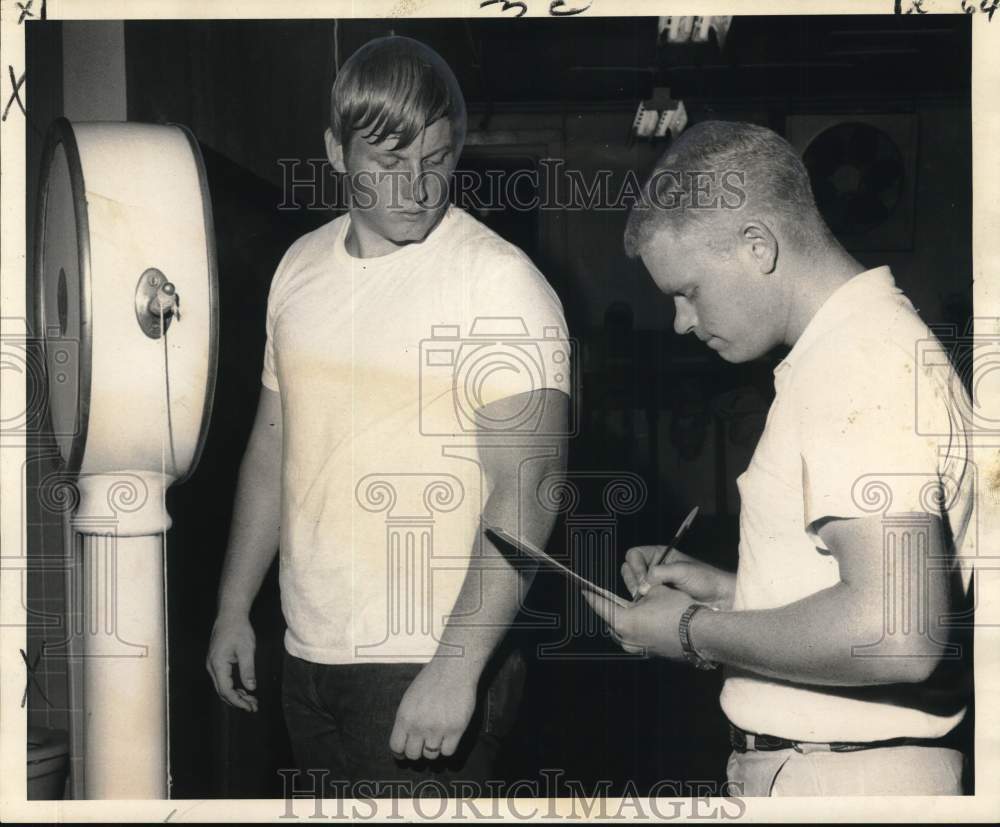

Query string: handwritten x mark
[21,647,52,709]
[3,67,27,122]
[17,1,35,24]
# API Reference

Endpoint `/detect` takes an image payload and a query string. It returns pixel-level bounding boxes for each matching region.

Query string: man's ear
[324,127,347,174]
[740,220,778,274]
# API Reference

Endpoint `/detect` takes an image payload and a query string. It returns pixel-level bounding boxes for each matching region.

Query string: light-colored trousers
[727,746,965,796]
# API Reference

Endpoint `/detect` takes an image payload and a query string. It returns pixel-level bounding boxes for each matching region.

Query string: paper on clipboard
[484,526,631,609]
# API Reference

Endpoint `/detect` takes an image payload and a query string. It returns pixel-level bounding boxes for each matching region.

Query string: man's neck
[343,208,449,259]
[782,245,868,348]
[344,219,404,259]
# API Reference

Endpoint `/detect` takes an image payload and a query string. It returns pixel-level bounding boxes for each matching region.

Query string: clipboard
[484,525,631,609]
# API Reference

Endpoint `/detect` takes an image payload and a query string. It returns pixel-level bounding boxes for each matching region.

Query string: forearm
[216,449,282,618]
[430,389,568,680]
[432,484,553,677]
[692,581,941,686]
[692,515,951,685]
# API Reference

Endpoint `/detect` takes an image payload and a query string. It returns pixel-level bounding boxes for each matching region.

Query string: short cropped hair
[623,121,827,258]
[330,36,467,155]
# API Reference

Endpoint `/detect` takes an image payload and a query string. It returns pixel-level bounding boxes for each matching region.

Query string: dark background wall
[25,14,973,799]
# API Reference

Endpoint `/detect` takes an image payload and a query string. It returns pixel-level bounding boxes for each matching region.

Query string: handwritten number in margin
[480,0,528,18]
[550,0,593,15]
[962,0,997,17]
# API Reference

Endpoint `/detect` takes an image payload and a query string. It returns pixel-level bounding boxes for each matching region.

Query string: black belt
[729,723,953,754]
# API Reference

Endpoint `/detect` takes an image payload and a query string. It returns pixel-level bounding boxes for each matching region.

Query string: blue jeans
[281,647,525,797]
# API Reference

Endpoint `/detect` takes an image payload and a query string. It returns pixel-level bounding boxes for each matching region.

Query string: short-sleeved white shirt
[262,206,570,664]
[720,267,976,742]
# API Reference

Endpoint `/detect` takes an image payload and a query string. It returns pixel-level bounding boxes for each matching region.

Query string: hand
[389,658,477,762]
[623,546,735,610]
[583,584,692,659]
[206,612,258,712]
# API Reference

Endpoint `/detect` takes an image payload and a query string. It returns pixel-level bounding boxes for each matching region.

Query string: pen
[635,506,699,598]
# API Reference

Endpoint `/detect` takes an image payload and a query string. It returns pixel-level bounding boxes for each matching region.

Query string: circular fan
[802,121,905,235]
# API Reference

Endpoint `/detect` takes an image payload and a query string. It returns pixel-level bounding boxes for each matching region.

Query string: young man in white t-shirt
[587,121,976,795]
[206,36,571,795]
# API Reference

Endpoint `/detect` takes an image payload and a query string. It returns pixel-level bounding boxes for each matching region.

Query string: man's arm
[588,513,954,686]
[206,386,283,712]
[389,388,569,760]
[692,513,952,685]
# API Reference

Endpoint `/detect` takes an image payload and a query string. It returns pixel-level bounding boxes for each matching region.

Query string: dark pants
[281,645,525,798]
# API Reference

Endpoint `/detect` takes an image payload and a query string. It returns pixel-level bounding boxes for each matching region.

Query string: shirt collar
[775,266,899,376]
[336,205,456,267]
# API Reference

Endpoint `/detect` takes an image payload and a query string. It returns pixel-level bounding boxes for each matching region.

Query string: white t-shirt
[262,206,570,664]
[721,267,977,742]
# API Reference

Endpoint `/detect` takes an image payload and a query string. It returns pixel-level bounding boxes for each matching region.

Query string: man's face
[329,117,458,252]
[640,224,779,363]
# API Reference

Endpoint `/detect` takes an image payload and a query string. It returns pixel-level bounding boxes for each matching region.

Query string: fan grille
[803,121,905,236]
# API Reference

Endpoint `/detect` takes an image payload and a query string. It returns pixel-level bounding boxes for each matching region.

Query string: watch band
[679,603,718,670]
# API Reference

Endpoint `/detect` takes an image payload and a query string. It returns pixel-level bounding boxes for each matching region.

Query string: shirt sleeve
[795,336,955,550]
[261,303,280,392]
[260,239,303,392]
[459,241,572,409]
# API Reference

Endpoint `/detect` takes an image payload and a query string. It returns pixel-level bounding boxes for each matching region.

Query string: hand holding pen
[631,506,699,600]
[622,506,736,611]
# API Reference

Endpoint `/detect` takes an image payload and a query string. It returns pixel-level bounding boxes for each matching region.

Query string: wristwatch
[679,603,719,670]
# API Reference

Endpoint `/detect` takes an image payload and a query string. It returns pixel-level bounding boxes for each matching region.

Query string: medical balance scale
[34,119,219,799]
